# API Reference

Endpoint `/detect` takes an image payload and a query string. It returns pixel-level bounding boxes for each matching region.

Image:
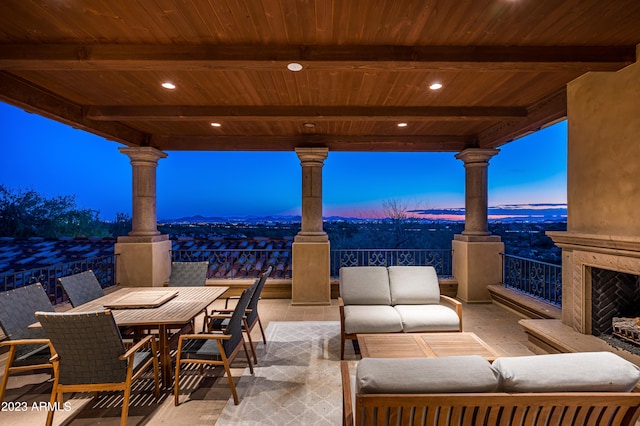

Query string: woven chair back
[168,261,209,287]
[0,283,53,357]
[246,265,273,324]
[58,270,104,307]
[222,281,257,355]
[35,310,127,384]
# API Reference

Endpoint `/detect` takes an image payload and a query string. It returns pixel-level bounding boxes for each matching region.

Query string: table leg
[158,324,172,388]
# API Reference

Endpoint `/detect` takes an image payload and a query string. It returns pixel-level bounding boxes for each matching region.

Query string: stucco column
[118,147,167,237]
[292,147,330,305]
[295,147,329,242]
[115,146,171,287]
[452,148,503,302]
[455,148,499,236]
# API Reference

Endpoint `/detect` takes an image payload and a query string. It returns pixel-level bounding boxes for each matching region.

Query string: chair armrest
[338,296,345,307]
[0,338,51,347]
[120,334,156,361]
[178,332,231,341]
[440,295,463,331]
[224,295,240,309]
[341,361,354,426]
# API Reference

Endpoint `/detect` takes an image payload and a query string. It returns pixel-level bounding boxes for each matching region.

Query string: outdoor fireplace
[547,232,640,338]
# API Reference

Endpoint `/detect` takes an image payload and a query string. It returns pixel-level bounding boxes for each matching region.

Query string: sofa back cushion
[388,266,440,305]
[356,355,499,394]
[340,266,391,305]
[493,351,640,392]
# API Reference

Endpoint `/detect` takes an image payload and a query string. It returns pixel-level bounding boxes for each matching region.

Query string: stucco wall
[566,47,640,236]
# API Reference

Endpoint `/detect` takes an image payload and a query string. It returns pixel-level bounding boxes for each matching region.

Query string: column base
[291,241,331,305]
[452,236,504,303]
[114,237,171,287]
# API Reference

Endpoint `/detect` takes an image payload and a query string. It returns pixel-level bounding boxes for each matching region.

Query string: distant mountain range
[160,203,567,224]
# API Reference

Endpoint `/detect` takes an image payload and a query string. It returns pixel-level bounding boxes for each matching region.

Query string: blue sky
[0,102,567,220]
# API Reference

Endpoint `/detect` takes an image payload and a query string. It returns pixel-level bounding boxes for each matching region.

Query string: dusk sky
[0,102,567,221]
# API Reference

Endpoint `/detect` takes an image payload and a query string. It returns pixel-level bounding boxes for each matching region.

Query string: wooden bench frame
[341,362,640,426]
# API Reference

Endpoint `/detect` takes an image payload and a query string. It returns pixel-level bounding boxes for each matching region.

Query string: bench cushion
[340,266,391,305]
[493,351,640,392]
[388,266,440,305]
[343,305,403,334]
[394,304,461,332]
[356,355,499,394]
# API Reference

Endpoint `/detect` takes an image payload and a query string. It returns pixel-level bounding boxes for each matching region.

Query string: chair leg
[340,334,345,360]
[45,389,58,426]
[243,318,258,364]
[257,316,267,346]
[121,387,131,426]
[0,347,15,403]
[242,339,254,375]
[222,361,239,405]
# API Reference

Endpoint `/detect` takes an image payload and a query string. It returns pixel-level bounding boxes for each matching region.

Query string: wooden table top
[357,332,499,361]
[66,286,228,327]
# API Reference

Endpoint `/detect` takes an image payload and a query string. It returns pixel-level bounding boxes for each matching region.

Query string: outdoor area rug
[215,321,357,425]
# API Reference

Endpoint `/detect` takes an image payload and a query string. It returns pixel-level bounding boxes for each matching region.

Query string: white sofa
[342,352,640,426]
[338,266,462,359]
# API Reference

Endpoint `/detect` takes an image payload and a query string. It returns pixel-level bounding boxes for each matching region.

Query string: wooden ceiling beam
[0,45,634,72]
[0,72,146,146]
[150,134,473,152]
[477,88,567,148]
[86,105,528,121]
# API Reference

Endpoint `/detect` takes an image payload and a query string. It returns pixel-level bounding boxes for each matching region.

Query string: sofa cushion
[394,304,461,332]
[340,266,391,305]
[343,305,403,334]
[388,266,440,305]
[493,351,640,392]
[356,355,499,394]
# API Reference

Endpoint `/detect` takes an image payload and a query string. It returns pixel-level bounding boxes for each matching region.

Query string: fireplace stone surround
[547,232,640,336]
[516,233,640,367]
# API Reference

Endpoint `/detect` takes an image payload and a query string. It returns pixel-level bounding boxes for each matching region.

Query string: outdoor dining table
[38,286,228,388]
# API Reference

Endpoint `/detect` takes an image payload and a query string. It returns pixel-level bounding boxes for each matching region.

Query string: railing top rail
[502,253,561,268]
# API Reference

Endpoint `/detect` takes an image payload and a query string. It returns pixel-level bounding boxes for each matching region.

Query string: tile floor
[0,298,533,425]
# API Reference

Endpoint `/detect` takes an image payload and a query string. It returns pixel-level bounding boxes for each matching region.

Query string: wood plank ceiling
[0,0,638,152]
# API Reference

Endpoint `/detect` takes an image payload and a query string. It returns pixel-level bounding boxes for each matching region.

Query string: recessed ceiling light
[287,62,303,72]
[397,122,408,127]
[429,82,443,90]
[161,82,176,89]
[210,122,221,127]
[303,122,315,128]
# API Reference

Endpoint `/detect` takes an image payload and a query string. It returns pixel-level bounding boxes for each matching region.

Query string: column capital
[119,146,168,164]
[295,147,329,165]
[455,148,499,165]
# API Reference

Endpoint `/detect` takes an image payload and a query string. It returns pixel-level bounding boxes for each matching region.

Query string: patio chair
[35,309,159,426]
[167,261,209,287]
[207,265,273,363]
[0,283,55,403]
[58,269,104,307]
[174,281,257,406]
[167,261,210,332]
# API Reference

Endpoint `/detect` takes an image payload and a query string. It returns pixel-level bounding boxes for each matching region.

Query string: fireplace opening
[591,267,640,353]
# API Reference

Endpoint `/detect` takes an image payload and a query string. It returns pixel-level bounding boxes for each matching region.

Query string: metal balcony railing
[330,249,453,278]
[502,253,562,306]
[0,254,117,305]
